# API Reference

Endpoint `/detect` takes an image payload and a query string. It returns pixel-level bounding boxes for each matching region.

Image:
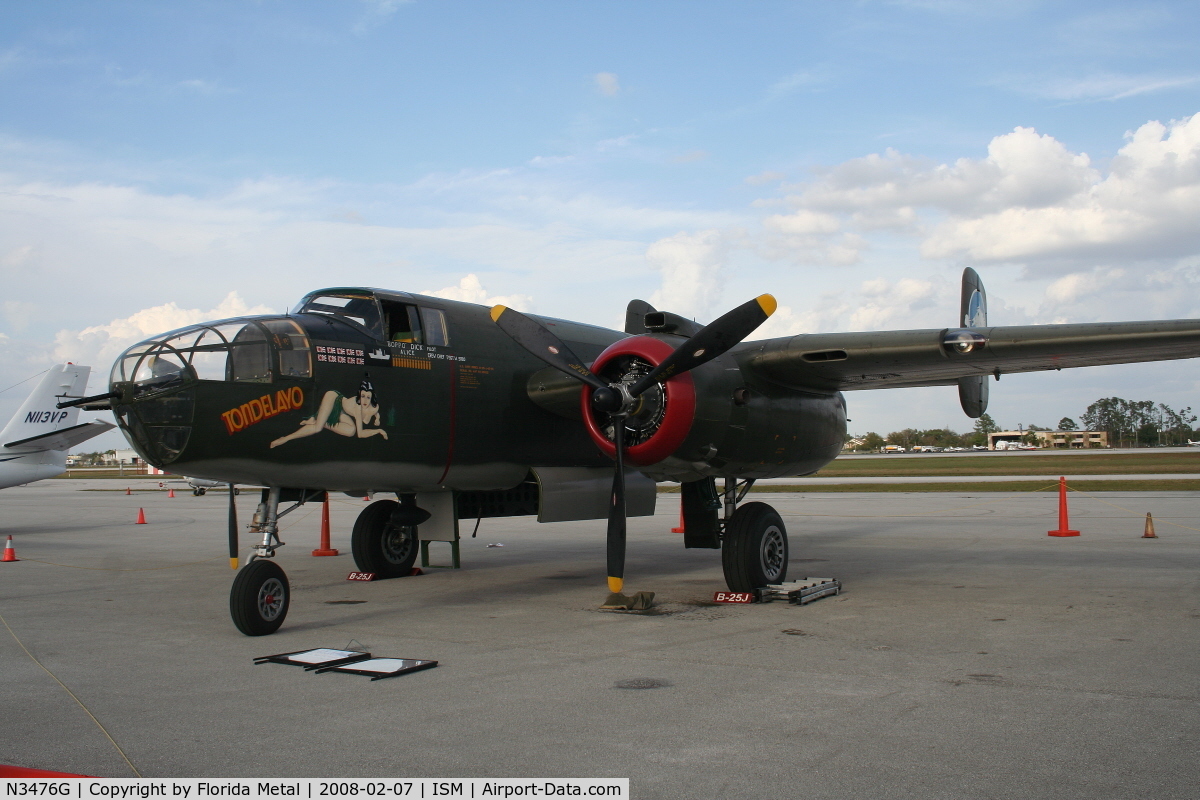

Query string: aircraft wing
[4,421,116,452]
[741,319,1200,393]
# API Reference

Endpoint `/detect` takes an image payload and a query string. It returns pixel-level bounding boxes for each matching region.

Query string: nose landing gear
[228,487,321,636]
[230,559,290,636]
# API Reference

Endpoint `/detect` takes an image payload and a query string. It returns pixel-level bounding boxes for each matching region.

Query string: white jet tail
[0,364,115,490]
[0,364,90,445]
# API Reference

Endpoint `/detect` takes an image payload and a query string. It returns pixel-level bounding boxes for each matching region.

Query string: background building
[988,430,1108,449]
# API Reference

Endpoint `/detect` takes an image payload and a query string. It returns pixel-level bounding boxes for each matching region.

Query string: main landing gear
[350,497,427,579]
[226,489,428,636]
[718,479,789,592]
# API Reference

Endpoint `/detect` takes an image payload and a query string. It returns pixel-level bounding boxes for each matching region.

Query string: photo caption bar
[1,779,629,800]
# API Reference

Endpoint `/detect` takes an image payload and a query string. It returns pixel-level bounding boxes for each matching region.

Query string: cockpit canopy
[111,317,312,394]
[295,290,449,346]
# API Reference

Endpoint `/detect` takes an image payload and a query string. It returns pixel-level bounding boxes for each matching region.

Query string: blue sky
[3,1,1200,447]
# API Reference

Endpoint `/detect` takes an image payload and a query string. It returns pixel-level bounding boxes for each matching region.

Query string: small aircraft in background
[1188,440,1200,447]
[185,477,242,496]
[63,268,1200,636]
[0,364,114,490]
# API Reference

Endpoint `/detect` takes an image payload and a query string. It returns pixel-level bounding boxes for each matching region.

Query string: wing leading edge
[740,319,1200,393]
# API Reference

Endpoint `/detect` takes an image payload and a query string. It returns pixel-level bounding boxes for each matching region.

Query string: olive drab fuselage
[109,287,847,492]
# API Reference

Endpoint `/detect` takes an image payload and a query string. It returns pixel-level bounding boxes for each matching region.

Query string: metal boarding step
[755,577,841,605]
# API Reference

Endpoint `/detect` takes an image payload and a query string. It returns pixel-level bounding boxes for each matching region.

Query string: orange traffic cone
[136,508,147,525]
[312,492,338,556]
[1048,476,1080,537]
[125,487,131,495]
[2,535,18,562]
[1143,513,1158,538]
[167,488,175,498]
[671,498,685,533]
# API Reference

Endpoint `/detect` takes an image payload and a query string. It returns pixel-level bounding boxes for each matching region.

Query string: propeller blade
[629,294,777,397]
[490,305,609,393]
[606,422,627,593]
[228,484,239,570]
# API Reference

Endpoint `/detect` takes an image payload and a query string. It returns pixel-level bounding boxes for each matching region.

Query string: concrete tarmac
[2,479,1199,798]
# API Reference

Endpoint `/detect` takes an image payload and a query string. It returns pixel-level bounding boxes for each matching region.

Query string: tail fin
[960,267,987,328]
[957,268,989,418]
[0,364,91,446]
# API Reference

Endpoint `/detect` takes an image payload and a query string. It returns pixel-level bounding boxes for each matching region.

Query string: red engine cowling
[580,336,697,467]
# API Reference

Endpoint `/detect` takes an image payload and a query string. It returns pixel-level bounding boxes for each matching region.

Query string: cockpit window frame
[111,316,313,394]
[295,292,385,339]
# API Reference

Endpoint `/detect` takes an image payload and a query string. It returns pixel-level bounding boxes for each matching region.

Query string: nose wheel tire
[230,559,290,636]
[351,499,419,579]
[721,501,789,592]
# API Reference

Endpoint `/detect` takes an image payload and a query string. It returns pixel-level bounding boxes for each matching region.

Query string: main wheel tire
[193,488,204,496]
[721,501,788,592]
[230,559,290,636]
[351,499,419,579]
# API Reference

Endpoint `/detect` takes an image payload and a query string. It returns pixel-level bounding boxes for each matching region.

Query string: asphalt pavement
[2,478,1198,798]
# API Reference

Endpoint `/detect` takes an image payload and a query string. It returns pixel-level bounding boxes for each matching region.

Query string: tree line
[849,397,1197,451]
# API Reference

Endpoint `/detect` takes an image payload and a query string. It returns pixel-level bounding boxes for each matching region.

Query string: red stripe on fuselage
[436,361,457,485]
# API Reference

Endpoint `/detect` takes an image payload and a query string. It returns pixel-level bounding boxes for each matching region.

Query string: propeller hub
[591,385,624,414]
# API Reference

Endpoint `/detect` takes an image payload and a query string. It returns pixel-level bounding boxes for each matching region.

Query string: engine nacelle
[581,336,697,467]
[582,335,847,482]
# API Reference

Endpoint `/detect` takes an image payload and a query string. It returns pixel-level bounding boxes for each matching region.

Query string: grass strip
[820,452,1200,477]
[659,480,1200,493]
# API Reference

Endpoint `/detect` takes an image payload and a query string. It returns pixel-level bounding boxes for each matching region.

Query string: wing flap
[742,320,1200,392]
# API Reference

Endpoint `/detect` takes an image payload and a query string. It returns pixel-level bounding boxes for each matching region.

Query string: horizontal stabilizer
[4,420,115,452]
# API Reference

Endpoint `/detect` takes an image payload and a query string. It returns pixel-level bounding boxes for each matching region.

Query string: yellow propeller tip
[607,576,624,593]
[229,557,239,570]
[756,294,778,317]
[489,305,507,322]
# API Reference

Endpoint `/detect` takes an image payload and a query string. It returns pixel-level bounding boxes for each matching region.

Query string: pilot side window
[385,303,423,343]
[421,308,449,346]
[382,303,450,346]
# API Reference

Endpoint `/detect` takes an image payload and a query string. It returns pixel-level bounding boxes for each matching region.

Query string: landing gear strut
[228,487,318,636]
[718,478,789,592]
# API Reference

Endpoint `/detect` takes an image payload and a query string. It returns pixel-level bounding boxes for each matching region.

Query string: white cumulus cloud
[594,72,620,96]
[762,113,1200,275]
[53,292,275,371]
[646,230,728,319]
[422,274,532,311]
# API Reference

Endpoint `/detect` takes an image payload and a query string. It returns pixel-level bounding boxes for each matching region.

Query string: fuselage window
[228,324,272,383]
[189,327,234,381]
[262,318,312,378]
[421,308,449,346]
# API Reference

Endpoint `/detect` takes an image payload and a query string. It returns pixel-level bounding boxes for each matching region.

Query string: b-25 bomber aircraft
[63,268,1200,635]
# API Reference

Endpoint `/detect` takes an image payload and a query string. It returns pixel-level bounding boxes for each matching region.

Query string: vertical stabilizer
[960,267,987,328]
[957,268,989,418]
[625,299,657,335]
[0,364,90,445]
